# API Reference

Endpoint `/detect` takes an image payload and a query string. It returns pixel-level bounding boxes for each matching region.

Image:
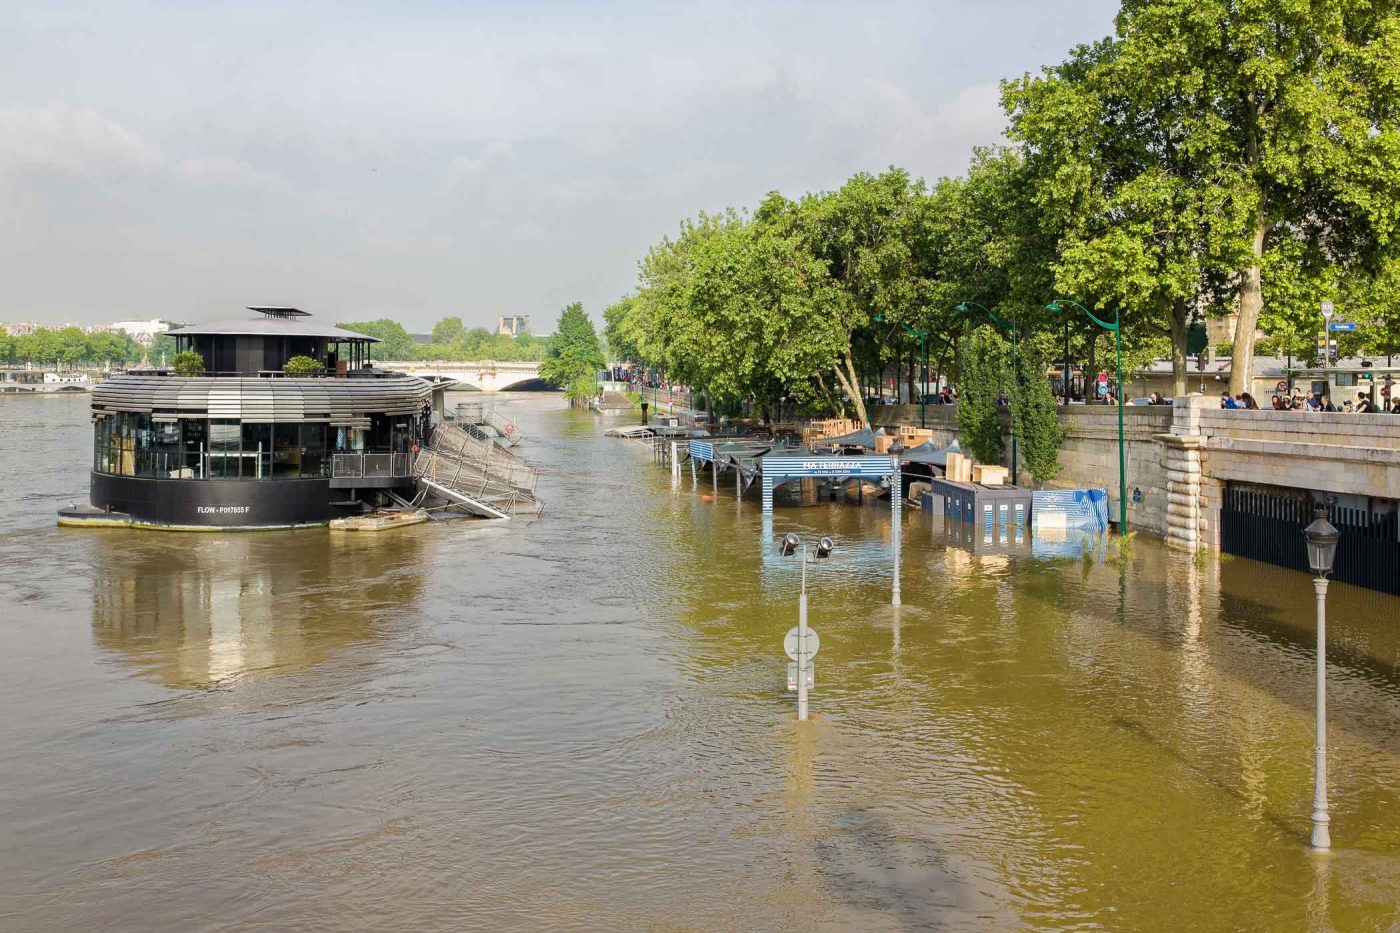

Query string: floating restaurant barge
[60,307,442,530]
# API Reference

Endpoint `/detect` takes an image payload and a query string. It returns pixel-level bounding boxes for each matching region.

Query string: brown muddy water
[1,392,1398,931]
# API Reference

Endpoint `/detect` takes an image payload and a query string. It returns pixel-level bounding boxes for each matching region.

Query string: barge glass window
[209,418,241,478]
[242,423,271,480]
[131,414,155,478]
[95,414,341,480]
[182,419,205,479]
[271,423,301,478]
[334,427,365,452]
[301,423,328,477]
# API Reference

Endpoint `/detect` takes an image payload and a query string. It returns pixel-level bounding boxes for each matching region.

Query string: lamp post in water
[1303,506,1340,850]
[957,301,1020,485]
[1048,299,1125,535]
[890,439,904,608]
[779,532,833,721]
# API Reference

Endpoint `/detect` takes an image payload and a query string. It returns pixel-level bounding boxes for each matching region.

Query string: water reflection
[8,393,1400,929]
[91,528,426,687]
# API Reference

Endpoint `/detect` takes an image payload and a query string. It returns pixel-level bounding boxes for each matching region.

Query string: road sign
[784,626,820,661]
[786,662,815,692]
[1321,300,1335,318]
[1327,321,1357,333]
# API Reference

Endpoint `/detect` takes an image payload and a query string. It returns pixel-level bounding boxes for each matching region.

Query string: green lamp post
[873,314,928,429]
[1047,299,1126,536]
[956,301,1019,485]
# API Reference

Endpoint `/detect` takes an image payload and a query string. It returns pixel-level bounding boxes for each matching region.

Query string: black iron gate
[1221,484,1400,595]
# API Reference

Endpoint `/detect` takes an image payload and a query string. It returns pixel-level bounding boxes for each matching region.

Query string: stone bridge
[379,360,552,392]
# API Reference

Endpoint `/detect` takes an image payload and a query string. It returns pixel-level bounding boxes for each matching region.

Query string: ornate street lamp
[1303,506,1340,850]
[778,532,834,721]
[957,302,1020,485]
[1047,299,1125,535]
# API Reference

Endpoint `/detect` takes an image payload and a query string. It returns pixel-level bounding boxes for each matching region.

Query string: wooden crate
[898,427,935,445]
[972,464,1008,487]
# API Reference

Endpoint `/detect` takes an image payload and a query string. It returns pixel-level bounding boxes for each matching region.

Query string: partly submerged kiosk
[57,306,504,530]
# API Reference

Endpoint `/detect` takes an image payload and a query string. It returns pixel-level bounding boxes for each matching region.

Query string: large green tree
[539,302,604,397]
[336,318,418,360]
[431,316,465,344]
[956,329,1009,465]
[1079,0,1400,396]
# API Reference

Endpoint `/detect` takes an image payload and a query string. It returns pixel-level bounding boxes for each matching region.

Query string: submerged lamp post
[1304,507,1340,850]
[1048,299,1125,535]
[779,532,834,721]
[957,301,1020,485]
[890,439,904,607]
[874,315,928,429]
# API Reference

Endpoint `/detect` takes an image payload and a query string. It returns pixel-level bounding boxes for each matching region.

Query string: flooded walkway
[1,392,1398,930]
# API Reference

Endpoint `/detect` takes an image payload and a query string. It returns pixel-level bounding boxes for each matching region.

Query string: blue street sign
[1328,321,1357,332]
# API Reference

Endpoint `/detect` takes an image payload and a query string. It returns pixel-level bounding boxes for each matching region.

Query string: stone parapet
[869,393,1400,547]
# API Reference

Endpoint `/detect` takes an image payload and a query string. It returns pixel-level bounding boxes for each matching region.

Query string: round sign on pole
[784,626,820,661]
[1276,380,1288,393]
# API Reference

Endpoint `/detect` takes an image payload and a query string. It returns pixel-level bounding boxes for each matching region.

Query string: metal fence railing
[331,452,413,479]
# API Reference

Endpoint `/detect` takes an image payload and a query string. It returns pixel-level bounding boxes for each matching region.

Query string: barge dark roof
[167,307,377,342]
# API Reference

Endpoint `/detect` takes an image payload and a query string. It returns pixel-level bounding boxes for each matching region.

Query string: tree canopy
[603,0,1400,416]
[539,302,604,399]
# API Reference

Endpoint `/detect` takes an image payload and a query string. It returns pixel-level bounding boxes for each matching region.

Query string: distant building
[109,319,173,347]
[1,322,46,336]
[497,315,530,337]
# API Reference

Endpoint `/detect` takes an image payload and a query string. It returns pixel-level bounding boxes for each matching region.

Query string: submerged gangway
[454,402,524,448]
[414,420,544,517]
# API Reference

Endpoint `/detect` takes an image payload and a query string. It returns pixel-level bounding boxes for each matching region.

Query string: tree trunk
[815,371,845,419]
[907,349,917,407]
[833,349,870,426]
[1087,332,1098,399]
[1167,297,1189,398]
[1230,209,1269,396]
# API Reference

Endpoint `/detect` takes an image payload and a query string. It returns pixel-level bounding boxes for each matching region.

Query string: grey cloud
[1,0,1119,327]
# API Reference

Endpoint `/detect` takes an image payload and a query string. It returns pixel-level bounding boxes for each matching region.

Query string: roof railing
[119,368,406,379]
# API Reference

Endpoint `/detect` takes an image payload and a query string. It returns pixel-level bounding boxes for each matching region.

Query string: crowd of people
[1220,389,1400,413]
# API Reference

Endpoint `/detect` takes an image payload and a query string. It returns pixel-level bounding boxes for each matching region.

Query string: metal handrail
[331,451,414,479]
[121,369,404,379]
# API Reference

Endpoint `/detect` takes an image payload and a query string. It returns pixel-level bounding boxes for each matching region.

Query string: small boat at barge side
[58,306,448,531]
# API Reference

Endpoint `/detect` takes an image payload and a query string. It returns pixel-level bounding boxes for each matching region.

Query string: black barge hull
[77,473,408,530]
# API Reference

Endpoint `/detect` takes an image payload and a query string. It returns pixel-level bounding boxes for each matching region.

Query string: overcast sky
[3,0,1118,330]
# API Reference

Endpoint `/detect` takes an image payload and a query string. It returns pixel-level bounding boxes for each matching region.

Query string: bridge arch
[498,378,556,392]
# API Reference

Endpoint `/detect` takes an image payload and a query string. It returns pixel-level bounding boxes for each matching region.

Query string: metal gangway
[414,420,544,518]
[454,402,524,448]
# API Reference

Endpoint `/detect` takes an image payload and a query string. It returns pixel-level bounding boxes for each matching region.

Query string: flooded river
[2,392,1399,930]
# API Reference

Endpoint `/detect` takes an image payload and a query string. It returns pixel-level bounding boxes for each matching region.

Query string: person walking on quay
[1320,395,1337,412]
[1304,390,1321,411]
[1242,393,1261,410]
[1221,391,1237,409]
[1356,392,1377,413]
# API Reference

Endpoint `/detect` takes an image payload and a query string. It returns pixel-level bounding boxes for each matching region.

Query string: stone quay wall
[868,398,1400,551]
